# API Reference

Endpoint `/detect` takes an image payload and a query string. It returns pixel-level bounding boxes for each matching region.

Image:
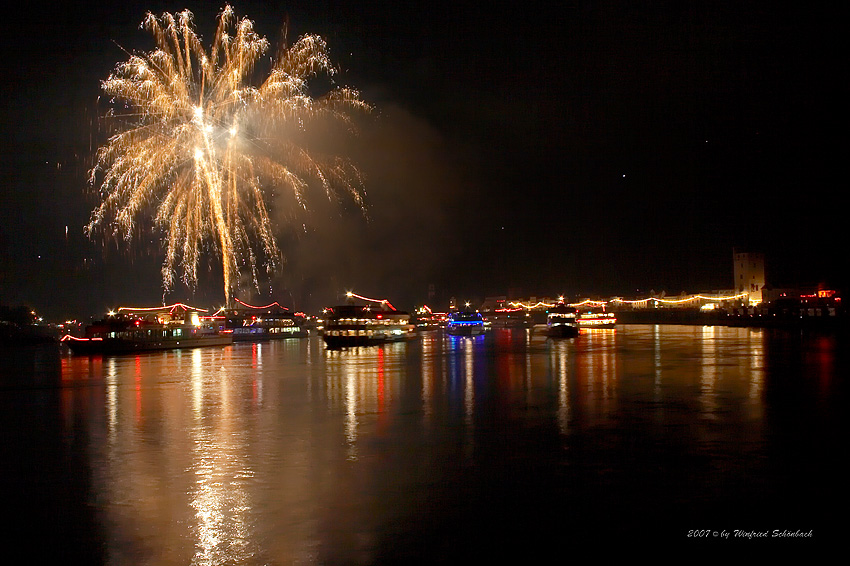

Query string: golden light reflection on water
[573,329,619,426]
[188,346,255,565]
[421,333,434,425]
[695,326,767,422]
[323,343,405,461]
[700,325,719,418]
[550,325,770,430]
[105,357,118,442]
[43,324,808,562]
[64,346,262,565]
[549,339,571,434]
[749,331,764,404]
[654,324,662,403]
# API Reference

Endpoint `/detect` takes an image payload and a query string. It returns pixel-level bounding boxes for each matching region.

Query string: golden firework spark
[87,5,369,304]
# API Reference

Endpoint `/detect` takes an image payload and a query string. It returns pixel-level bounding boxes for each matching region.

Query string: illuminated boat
[219,300,309,342]
[413,305,447,331]
[543,304,579,337]
[446,311,486,336]
[62,304,232,355]
[322,294,414,348]
[576,309,617,329]
[486,307,529,328]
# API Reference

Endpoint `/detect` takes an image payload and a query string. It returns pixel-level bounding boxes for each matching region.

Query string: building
[733,249,765,305]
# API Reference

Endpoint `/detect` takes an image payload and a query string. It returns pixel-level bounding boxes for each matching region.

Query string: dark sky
[0,1,845,318]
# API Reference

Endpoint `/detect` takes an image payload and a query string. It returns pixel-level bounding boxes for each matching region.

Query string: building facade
[733,250,765,304]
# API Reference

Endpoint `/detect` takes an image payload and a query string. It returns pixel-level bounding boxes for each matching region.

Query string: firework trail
[87,5,369,304]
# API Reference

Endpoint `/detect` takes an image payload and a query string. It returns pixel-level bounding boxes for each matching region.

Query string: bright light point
[346,292,353,297]
[229,125,238,137]
[194,148,203,160]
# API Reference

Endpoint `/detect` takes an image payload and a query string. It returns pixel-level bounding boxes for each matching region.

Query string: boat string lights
[234,298,288,310]
[346,291,397,311]
[115,302,209,314]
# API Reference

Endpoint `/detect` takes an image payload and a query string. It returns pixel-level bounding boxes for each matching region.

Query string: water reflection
[189,346,255,565]
[3,324,842,562]
[573,329,618,426]
[549,338,571,434]
[421,332,434,424]
[748,330,764,406]
[700,325,719,418]
[443,334,483,459]
[323,342,406,461]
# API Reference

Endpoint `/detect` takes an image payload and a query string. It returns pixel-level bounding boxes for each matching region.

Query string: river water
[1,325,844,561]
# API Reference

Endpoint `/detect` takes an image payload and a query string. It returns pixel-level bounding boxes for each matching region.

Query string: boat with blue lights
[445,310,486,336]
[62,303,232,355]
[321,293,415,348]
[543,303,579,337]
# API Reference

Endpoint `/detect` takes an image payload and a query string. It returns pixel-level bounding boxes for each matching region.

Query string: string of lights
[115,302,209,314]
[611,292,750,305]
[346,292,397,311]
[233,298,287,310]
[506,292,751,310]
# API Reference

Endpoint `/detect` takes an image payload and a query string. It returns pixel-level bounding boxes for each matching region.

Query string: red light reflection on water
[377,346,386,430]
[252,343,259,405]
[135,355,142,423]
[60,354,103,382]
[377,347,385,402]
[812,335,836,395]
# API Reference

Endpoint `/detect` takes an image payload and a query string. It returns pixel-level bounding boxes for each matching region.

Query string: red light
[377,314,383,319]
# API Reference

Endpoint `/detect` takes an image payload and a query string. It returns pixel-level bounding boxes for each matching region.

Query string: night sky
[0,1,844,318]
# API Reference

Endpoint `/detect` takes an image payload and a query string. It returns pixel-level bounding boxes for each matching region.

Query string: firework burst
[87,5,369,304]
